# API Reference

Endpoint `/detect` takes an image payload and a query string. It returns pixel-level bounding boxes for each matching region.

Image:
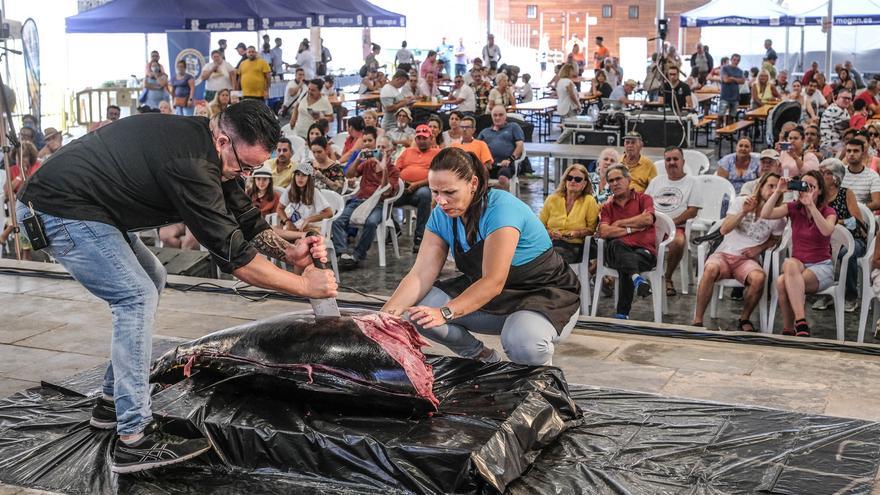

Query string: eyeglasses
[565,175,585,183]
[225,133,259,176]
[460,125,474,129]
[869,132,879,137]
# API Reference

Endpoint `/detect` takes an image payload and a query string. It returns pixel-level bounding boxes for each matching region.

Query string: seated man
[450,115,493,167]
[597,165,658,320]
[694,172,784,330]
[645,147,701,296]
[447,74,476,114]
[477,105,524,190]
[332,128,400,269]
[740,149,781,196]
[609,79,640,106]
[264,137,296,188]
[386,107,416,150]
[394,124,440,252]
[658,66,697,112]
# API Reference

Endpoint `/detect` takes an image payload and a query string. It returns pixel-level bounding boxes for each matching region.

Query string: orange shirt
[396,147,440,183]
[594,45,610,69]
[451,139,493,167]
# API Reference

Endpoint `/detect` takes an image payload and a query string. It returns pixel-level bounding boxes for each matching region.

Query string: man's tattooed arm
[251,229,291,261]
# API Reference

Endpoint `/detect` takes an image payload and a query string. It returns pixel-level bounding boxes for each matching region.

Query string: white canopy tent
[786,0,880,74]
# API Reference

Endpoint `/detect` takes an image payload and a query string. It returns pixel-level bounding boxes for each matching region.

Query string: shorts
[718,99,739,117]
[804,260,834,292]
[705,252,762,285]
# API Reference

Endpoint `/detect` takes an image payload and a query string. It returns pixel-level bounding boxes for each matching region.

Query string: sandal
[737,319,757,333]
[665,281,677,297]
[781,328,795,336]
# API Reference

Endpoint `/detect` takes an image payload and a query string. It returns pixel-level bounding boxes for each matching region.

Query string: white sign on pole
[619,37,648,83]
[587,16,598,26]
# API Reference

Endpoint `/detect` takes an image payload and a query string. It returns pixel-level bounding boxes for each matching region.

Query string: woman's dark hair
[307,123,326,145]
[246,175,275,201]
[448,110,464,121]
[429,147,489,245]
[310,136,329,149]
[308,78,323,90]
[427,115,444,146]
[288,170,315,206]
[784,126,804,141]
[801,169,828,208]
[363,126,378,140]
[218,99,280,152]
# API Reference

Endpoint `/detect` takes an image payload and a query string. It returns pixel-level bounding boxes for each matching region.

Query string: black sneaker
[111,422,212,474]
[90,396,117,430]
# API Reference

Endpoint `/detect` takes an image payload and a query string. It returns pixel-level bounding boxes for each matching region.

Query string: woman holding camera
[760,170,837,337]
[382,147,580,365]
[778,126,820,179]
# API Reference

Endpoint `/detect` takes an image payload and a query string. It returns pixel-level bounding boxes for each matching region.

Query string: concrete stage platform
[1,259,880,493]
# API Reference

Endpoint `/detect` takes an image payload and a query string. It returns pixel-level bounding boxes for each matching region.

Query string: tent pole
[825,0,832,78]
[799,26,804,72]
[784,26,789,72]
[656,0,665,55]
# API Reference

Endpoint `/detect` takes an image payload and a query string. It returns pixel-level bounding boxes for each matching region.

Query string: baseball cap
[252,167,272,179]
[295,161,314,176]
[759,149,780,161]
[235,42,247,50]
[415,124,432,138]
[623,131,642,141]
[395,107,412,120]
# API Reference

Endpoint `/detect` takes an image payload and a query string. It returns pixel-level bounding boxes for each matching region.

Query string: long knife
[305,231,341,317]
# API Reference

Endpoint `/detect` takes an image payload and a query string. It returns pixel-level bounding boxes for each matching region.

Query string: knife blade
[305,231,341,317]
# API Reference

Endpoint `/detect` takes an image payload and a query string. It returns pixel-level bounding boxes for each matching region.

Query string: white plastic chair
[695,221,771,332]
[569,236,593,315]
[508,149,528,198]
[375,178,406,267]
[591,211,676,323]
[682,149,710,176]
[851,206,877,342]
[319,190,345,281]
[681,176,736,294]
[331,132,348,149]
[768,225,854,340]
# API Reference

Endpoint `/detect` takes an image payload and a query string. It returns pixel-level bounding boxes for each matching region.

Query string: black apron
[434,218,581,335]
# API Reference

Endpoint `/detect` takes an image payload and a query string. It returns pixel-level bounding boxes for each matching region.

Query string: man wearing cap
[619,131,658,193]
[395,124,440,251]
[238,46,271,100]
[478,105,524,190]
[264,137,296,188]
[387,107,416,148]
[37,128,63,160]
[234,42,248,70]
[740,149,781,197]
[381,70,416,132]
[609,79,640,106]
[15,100,336,473]
[334,127,401,269]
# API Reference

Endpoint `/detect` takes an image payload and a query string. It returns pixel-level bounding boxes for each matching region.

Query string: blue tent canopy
[66,0,405,33]
[786,0,880,27]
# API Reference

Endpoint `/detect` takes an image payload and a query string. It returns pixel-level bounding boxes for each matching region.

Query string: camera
[361,149,383,160]
[779,142,791,151]
[788,180,809,192]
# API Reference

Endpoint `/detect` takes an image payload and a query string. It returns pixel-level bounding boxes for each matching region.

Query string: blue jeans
[455,64,467,77]
[16,201,166,435]
[175,105,193,116]
[394,186,432,240]
[408,287,578,366]
[331,198,383,261]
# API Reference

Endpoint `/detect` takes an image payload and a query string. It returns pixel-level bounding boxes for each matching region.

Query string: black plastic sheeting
[2,353,880,494]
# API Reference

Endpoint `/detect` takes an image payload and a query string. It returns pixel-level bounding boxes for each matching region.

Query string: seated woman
[590,69,613,100]
[426,115,445,149]
[595,147,621,197]
[309,136,345,193]
[778,126,820,179]
[693,172,785,331]
[812,158,866,312]
[382,147,581,365]
[539,163,599,264]
[208,88,230,118]
[750,70,780,109]
[246,167,279,217]
[442,111,464,146]
[716,138,759,194]
[362,109,385,138]
[760,170,837,337]
[274,162,333,242]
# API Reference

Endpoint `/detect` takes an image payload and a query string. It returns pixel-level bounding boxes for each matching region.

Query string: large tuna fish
[150,310,438,414]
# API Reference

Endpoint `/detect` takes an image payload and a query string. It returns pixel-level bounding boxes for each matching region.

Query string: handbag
[350,183,389,226]
[174,96,189,108]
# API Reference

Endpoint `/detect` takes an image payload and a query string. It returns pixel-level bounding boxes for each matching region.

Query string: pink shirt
[779,150,820,178]
[787,201,836,264]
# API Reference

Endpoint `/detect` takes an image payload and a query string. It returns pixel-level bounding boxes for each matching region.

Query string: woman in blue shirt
[382,147,581,365]
[171,60,195,116]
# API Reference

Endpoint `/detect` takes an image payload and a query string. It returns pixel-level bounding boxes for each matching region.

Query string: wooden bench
[715,120,753,154]
[694,114,719,147]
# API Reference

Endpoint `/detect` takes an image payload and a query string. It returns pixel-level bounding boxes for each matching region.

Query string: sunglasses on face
[460,125,474,129]
[565,175,585,183]
[869,132,879,137]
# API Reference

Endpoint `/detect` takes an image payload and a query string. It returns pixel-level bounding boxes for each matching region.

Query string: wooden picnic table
[695,86,720,94]
[412,100,444,111]
[745,103,779,120]
[695,92,718,105]
[510,98,557,141]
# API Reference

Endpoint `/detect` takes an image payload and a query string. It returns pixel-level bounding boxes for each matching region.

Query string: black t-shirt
[19,114,269,273]
[597,82,613,99]
[661,82,692,111]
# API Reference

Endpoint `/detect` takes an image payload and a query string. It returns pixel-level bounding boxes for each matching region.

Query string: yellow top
[239,58,270,98]
[266,157,295,188]
[623,155,658,192]
[539,193,599,244]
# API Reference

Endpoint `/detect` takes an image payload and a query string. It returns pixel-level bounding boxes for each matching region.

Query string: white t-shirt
[296,50,316,79]
[645,174,701,223]
[201,61,235,91]
[516,82,534,103]
[716,196,786,256]
[452,84,476,113]
[842,166,880,206]
[418,80,440,98]
[280,188,330,230]
[395,48,414,65]
[293,96,333,138]
[380,83,403,131]
[283,80,305,109]
[556,78,578,116]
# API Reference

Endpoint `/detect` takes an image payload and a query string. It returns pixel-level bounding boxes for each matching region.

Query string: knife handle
[304,230,330,270]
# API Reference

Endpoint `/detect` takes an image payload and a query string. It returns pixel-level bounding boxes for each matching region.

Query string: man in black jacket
[16,100,336,474]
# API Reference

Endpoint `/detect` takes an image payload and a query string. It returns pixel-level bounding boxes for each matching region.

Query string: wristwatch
[440,306,455,321]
